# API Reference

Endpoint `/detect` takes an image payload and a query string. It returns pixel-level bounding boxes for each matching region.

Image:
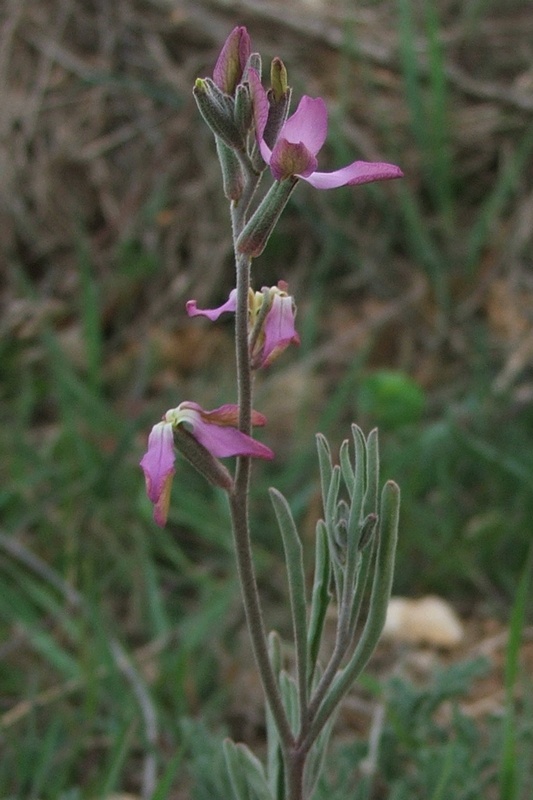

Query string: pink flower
[248,70,403,188]
[256,283,300,368]
[186,282,300,368]
[213,26,251,95]
[140,402,273,526]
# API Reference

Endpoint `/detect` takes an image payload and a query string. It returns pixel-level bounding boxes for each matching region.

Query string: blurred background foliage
[1,0,533,797]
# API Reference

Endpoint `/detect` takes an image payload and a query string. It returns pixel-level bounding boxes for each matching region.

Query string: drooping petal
[186,289,238,320]
[213,26,251,94]
[140,421,176,526]
[261,293,300,367]
[191,420,274,459]
[175,402,273,459]
[279,96,328,155]
[269,139,317,181]
[302,160,404,189]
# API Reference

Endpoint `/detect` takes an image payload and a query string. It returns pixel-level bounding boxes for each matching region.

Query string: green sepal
[237,177,297,258]
[234,82,254,138]
[193,77,244,150]
[172,426,233,491]
[216,137,244,201]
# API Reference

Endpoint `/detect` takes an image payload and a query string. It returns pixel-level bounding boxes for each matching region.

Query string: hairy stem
[228,171,294,755]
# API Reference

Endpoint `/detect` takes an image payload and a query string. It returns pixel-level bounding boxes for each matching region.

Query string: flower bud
[193,78,244,150]
[234,82,254,138]
[213,26,251,95]
[270,57,288,102]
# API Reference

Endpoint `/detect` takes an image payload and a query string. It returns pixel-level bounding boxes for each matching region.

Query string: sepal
[216,137,244,200]
[234,82,254,139]
[237,177,297,257]
[172,426,234,491]
[193,78,244,149]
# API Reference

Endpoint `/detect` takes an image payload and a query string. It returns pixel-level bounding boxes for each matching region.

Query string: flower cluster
[140,26,403,527]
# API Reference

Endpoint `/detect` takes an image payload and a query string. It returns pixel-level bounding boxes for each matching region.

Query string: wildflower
[186,281,300,368]
[248,69,403,188]
[140,402,273,526]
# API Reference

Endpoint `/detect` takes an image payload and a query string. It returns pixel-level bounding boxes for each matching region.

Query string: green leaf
[307,523,331,686]
[223,739,274,800]
[269,488,308,725]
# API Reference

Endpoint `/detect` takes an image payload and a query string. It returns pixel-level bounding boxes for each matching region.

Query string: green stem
[228,168,294,755]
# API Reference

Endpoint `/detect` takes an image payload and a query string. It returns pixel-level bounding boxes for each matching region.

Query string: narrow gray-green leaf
[270,487,308,725]
[307,522,331,687]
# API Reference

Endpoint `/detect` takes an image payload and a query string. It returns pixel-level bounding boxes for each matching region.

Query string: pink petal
[269,140,318,181]
[140,421,176,525]
[152,474,174,527]
[192,419,274,459]
[261,294,300,367]
[302,160,404,189]
[280,96,328,155]
[186,289,237,320]
[140,422,175,502]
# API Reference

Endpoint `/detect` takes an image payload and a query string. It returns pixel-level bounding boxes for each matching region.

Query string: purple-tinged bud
[213,26,251,95]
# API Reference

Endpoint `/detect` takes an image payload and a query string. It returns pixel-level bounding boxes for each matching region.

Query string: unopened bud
[213,26,251,95]
[234,83,253,138]
[270,57,288,101]
[193,78,243,150]
[263,59,292,149]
